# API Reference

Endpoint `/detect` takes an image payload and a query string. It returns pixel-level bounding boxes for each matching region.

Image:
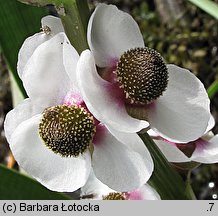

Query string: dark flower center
[116,47,168,104]
[39,105,96,157]
[102,192,127,200]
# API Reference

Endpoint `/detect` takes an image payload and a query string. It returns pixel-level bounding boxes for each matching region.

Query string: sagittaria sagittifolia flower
[77,3,211,143]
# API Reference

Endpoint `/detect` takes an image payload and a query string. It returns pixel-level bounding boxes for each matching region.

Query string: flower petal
[129,184,161,200]
[80,169,114,200]
[92,124,152,192]
[77,50,149,132]
[87,3,144,67]
[191,135,218,163]
[10,114,91,192]
[4,98,43,143]
[205,114,215,134]
[148,64,210,143]
[154,139,191,163]
[107,126,154,175]
[62,39,80,91]
[22,33,71,107]
[18,16,64,79]
[17,33,49,79]
[139,184,161,200]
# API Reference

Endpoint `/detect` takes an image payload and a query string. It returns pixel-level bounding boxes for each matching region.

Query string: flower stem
[185,171,196,200]
[55,0,90,53]
[138,132,192,199]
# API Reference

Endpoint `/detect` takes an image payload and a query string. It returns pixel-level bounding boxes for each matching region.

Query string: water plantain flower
[78,3,210,143]
[4,17,153,192]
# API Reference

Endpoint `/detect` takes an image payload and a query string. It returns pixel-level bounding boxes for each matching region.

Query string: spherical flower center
[38,105,96,157]
[116,47,168,104]
[102,192,127,200]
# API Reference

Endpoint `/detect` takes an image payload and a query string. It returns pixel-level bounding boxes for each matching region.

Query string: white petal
[148,64,210,143]
[63,39,80,91]
[139,184,161,200]
[17,16,64,79]
[80,169,114,200]
[22,33,71,107]
[17,32,50,79]
[191,135,218,163]
[154,139,191,163]
[62,39,81,104]
[92,124,152,192]
[128,184,161,200]
[77,50,149,133]
[10,114,91,192]
[87,3,144,67]
[4,98,43,143]
[205,114,215,134]
[107,126,154,175]
[41,15,64,36]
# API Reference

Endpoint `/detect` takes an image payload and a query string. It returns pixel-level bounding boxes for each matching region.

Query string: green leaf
[0,165,70,199]
[207,80,218,99]
[0,0,49,97]
[188,0,218,20]
[138,132,192,200]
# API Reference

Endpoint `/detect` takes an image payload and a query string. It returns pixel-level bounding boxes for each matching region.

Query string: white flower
[77,3,210,143]
[80,170,160,200]
[150,115,218,163]
[4,16,153,192]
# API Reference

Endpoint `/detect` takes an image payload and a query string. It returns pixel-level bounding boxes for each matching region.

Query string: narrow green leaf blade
[207,80,218,99]
[0,165,70,199]
[188,0,218,20]
[0,0,48,97]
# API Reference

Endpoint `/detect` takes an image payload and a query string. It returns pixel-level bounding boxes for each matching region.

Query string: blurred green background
[0,0,217,199]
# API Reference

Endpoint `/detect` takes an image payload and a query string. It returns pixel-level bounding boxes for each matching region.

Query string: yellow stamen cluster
[39,105,96,157]
[102,192,127,200]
